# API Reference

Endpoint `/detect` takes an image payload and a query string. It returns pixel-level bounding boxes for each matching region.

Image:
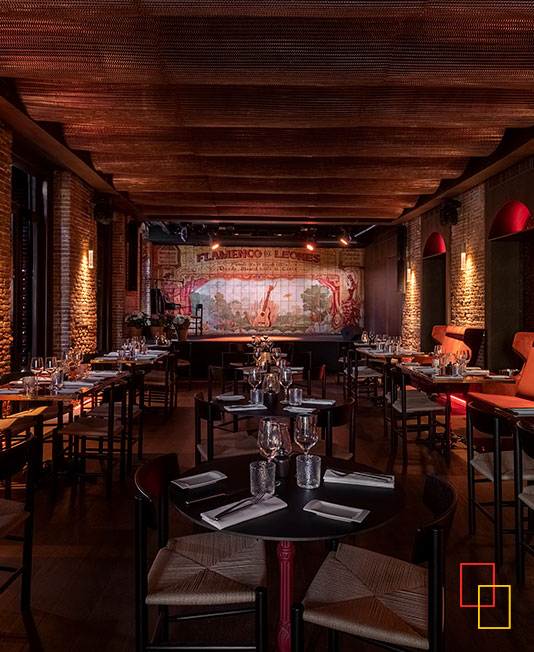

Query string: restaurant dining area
[3,2,534,652]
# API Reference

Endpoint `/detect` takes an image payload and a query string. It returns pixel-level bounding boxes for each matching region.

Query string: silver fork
[213,493,266,521]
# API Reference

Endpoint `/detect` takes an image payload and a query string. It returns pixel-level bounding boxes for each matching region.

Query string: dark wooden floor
[0,377,531,651]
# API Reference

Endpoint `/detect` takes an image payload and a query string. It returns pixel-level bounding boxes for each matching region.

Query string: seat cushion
[0,498,29,538]
[470,450,534,481]
[302,543,429,650]
[393,396,444,414]
[519,484,534,510]
[197,430,258,461]
[352,366,382,380]
[147,533,265,606]
[468,392,534,410]
[87,402,141,419]
[61,417,123,437]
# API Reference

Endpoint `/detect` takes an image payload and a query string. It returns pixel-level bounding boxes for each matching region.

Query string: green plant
[125,311,148,329]
[173,314,191,330]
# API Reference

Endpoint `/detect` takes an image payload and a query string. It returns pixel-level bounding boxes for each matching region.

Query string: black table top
[170,454,405,542]
[213,394,351,419]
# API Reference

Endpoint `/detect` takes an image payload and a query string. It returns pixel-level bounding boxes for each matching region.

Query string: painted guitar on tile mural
[249,284,277,328]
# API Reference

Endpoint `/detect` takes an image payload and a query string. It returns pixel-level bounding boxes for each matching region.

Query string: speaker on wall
[439,198,461,226]
[126,221,139,292]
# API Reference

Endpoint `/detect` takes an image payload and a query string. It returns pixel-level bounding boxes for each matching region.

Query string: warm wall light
[460,243,467,271]
[88,249,94,269]
[339,230,351,246]
[209,234,220,250]
[406,260,412,282]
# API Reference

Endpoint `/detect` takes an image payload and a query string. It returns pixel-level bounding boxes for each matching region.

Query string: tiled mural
[153,245,364,335]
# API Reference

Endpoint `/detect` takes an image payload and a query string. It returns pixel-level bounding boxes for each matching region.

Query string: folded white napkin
[284,406,315,415]
[301,398,336,406]
[172,470,227,489]
[201,495,287,530]
[63,381,97,388]
[216,394,246,401]
[88,371,117,377]
[323,469,395,488]
[288,367,304,372]
[435,375,463,380]
[1,388,26,394]
[224,404,268,412]
[303,499,370,523]
[488,375,511,380]
[104,352,119,358]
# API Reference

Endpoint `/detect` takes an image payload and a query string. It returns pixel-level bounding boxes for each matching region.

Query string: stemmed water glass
[45,356,57,375]
[248,367,263,391]
[294,414,318,457]
[257,418,282,461]
[30,356,44,377]
[271,347,282,366]
[280,367,293,403]
[252,347,262,366]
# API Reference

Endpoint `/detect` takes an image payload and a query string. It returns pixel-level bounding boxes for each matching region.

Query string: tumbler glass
[296,454,321,489]
[249,460,276,496]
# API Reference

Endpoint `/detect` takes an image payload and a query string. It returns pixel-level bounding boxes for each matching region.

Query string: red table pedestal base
[277,540,295,652]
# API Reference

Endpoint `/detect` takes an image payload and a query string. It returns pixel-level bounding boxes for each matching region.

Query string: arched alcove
[489,200,531,240]
[421,232,447,352]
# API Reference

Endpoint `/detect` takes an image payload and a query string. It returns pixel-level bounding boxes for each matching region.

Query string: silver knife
[185,488,246,506]
[213,493,266,521]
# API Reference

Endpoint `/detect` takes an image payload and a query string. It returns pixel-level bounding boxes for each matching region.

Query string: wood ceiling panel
[4,2,534,225]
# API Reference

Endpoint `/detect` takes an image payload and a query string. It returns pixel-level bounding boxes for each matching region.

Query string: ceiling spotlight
[305,235,316,252]
[339,230,351,246]
[209,233,220,250]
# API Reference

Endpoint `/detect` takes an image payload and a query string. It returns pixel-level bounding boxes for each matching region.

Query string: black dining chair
[292,475,457,652]
[135,453,268,652]
[466,402,526,566]
[0,437,37,612]
[193,392,258,465]
[514,421,534,584]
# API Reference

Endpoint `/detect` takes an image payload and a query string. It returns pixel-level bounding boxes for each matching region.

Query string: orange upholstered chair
[469,345,534,410]
[431,325,447,346]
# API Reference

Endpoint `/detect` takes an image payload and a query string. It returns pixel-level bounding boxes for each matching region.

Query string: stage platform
[186,334,346,373]
[189,334,345,343]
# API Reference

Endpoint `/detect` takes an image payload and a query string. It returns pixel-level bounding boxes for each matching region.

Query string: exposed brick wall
[402,216,422,350]
[0,123,12,376]
[53,172,97,355]
[111,213,126,349]
[450,185,486,329]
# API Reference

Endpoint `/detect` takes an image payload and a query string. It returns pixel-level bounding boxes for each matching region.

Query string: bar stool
[514,420,534,584]
[466,402,534,565]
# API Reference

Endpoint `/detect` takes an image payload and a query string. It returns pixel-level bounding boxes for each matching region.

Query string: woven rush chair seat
[147,532,265,607]
[302,543,429,650]
[0,498,28,538]
[87,402,142,419]
[519,485,534,511]
[470,450,534,482]
[144,371,167,385]
[392,395,445,414]
[196,430,258,461]
[352,365,382,380]
[60,417,123,438]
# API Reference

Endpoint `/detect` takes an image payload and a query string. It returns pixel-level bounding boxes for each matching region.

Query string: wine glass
[45,356,57,375]
[248,367,262,391]
[280,367,293,402]
[30,356,44,377]
[271,347,282,366]
[257,418,282,461]
[294,414,318,457]
[252,347,262,366]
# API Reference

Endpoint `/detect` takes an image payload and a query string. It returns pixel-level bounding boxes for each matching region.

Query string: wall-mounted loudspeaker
[93,195,113,225]
[439,198,461,226]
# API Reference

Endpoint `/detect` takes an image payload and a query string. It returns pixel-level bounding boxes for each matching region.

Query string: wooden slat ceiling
[2,2,534,224]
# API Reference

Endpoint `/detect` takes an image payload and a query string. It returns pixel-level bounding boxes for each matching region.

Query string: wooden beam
[0,94,142,218]
[396,126,534,223]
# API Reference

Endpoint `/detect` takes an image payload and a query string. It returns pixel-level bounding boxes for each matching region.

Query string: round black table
[171,454,405,652]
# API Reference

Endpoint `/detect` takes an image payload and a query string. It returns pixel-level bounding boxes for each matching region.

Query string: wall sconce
[88,249,94,269]
[406,260,412,282]
[460,243,467,271]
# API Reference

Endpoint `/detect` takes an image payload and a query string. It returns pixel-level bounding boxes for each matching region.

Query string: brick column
[53,172,97,355]
[0,123,12,376]
[111,213,126,349]
[402,216,422,350]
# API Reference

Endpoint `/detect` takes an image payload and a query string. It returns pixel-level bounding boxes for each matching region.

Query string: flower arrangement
[173,314,191,330]
[149,313,173,327]
[125,311,148,329]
